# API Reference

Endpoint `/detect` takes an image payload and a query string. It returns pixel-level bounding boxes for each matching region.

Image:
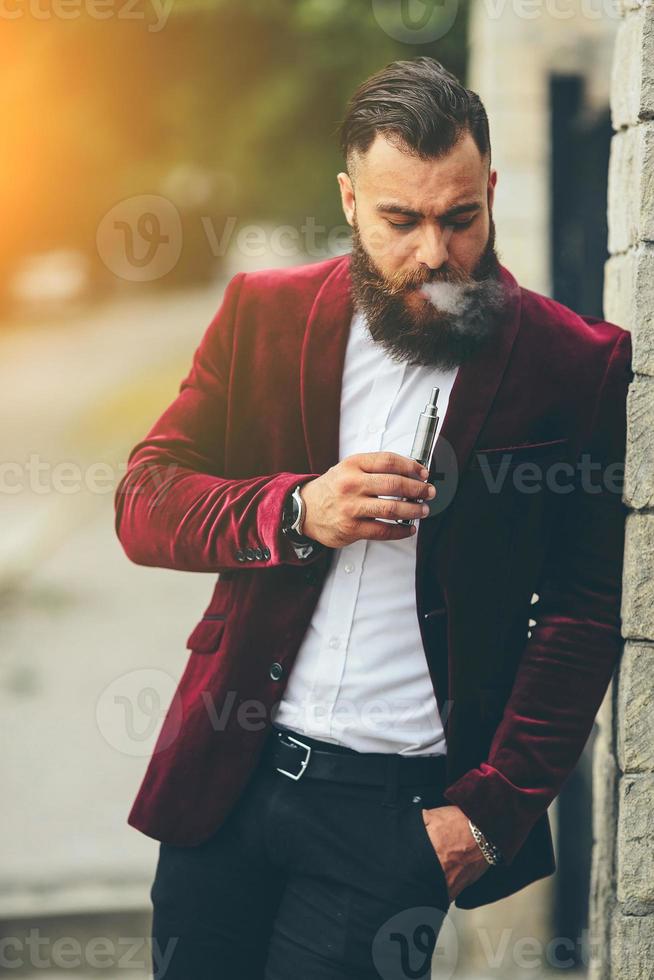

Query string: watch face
[282,486,301,533]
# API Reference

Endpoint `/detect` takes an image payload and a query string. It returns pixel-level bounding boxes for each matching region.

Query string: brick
[621,511,654,640]
[604,248,654,376]
[624,376,654,508]
[611,6,654,128]
[617,642,654,771]
[617,775,654,903]
[607,123,654,253]
[610,908,654,979]
[608,128,639,253]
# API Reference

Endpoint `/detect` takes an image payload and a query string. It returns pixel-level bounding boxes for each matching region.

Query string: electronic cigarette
[396,386,440,527]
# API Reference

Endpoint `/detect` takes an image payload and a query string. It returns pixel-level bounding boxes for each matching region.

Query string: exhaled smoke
[419,281,464,315]
[418,277,509,343]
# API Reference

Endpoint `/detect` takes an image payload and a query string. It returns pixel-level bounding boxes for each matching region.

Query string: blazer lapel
[299,255,523,575]
[415,265,523,587]
[300,255,354,474]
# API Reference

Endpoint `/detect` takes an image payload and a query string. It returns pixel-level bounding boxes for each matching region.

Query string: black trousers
[150,727,452,980]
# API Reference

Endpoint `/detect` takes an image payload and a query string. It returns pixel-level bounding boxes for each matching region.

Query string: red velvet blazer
[114,253,632,910]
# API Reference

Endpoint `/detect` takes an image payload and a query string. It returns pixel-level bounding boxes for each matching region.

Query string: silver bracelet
[468,819,503,866]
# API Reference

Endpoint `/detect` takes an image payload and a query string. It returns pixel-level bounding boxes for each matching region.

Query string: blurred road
[0,281,231,920]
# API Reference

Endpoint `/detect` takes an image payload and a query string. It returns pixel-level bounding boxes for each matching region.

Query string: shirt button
[269,662,284,681]
[343,563,355,574]
[328,636,340,650]
[366,422,380,434]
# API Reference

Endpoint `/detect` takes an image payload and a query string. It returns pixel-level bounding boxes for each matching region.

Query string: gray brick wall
[591,2,654,976]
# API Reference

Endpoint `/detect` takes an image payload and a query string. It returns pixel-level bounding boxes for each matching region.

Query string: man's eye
[446,218,475,229]
[387,220,416,230]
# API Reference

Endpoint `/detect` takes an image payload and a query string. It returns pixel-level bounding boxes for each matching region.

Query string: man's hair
[338,57,490,179]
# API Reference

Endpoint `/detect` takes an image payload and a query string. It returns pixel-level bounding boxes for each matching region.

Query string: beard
[348,214,509,369]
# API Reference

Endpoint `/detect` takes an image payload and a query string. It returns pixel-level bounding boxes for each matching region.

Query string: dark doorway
[550,74,612,319]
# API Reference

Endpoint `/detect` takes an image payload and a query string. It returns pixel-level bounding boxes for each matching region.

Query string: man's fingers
[361,473,435,501]
[357,498,430,522]
[355,519,417,541]
[351,451,429,480]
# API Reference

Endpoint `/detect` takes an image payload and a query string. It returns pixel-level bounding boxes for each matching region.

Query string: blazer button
[245,547,255,560]
[254,547,264,560]
[269,662,284,681]
[236,549,245,562]
[262,546,271,560]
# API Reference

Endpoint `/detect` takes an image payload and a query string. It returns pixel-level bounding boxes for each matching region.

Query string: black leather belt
[262,725,447,786]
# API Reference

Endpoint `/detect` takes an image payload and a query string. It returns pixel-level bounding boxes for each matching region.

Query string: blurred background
[0,1,621,976]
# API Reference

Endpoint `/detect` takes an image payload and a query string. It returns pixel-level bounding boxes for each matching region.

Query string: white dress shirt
[272,309,459,755]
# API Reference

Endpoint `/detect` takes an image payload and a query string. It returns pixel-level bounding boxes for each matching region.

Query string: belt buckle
[275,732,312,781]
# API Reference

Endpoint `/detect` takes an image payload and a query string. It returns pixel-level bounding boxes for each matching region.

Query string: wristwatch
[282,484,309,542]
[281,484,319,558]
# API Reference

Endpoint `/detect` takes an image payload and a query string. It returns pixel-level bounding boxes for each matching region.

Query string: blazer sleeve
[443,329,633,864]
[113,272,324,572]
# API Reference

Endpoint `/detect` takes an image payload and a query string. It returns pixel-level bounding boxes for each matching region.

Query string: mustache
[372,263,473,297]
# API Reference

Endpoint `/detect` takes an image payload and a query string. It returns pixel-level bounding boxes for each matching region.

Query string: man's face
[337,131,508,368]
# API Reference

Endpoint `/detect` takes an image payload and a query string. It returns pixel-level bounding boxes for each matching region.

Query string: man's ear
[337,171,356,227]
[487,167,498,212]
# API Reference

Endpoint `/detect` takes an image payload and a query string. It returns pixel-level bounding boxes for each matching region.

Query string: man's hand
[300,452,436,549]
[421,804,491,902]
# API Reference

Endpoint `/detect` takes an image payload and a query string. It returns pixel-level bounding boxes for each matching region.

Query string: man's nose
[414,226,449,270]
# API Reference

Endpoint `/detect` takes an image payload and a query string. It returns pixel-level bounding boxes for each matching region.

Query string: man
[114,57,632,979]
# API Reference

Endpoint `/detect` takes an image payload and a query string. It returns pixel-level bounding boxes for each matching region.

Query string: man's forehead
[354,131,487,206]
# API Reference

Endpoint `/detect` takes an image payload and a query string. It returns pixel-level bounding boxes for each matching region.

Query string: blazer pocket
[185,615,227,655]
[469,437,570,472]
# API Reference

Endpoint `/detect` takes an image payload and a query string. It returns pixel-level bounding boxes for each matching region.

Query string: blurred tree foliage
[0,0,469,299]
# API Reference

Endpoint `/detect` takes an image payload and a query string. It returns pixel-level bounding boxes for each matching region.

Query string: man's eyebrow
[375,201,482,219]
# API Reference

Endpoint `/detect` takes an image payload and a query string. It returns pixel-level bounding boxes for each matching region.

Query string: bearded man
[115,57,632,980]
